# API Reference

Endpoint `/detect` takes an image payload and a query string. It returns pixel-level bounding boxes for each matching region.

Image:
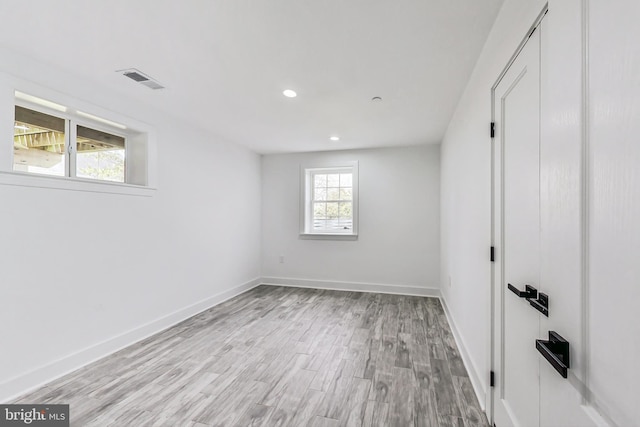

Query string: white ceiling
[0,0,503,154]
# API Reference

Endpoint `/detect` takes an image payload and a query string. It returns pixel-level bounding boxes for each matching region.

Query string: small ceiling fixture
[329,136,340,141]
[372,96,383,102]
[283,89,297,98]
[117,68,165,90]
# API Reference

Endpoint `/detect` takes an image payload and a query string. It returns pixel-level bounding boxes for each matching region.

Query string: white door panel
[585,0,640,424]
[538,4,597,426]
[540,362,594,427]
[493,24,541,427]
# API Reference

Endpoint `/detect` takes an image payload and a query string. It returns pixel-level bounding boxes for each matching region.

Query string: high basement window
[6,91,154,195]
[300,161,359,240]
[14,105,127,183]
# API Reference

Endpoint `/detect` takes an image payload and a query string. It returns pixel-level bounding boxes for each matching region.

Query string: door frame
[489,5,549,424]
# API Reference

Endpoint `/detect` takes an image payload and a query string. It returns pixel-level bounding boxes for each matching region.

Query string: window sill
[299,233,358,241]
[0,170,156,197]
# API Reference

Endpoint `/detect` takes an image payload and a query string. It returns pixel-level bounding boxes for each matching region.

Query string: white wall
[262,145,440,294]
[440,0,547,405]
[0,48,262,401]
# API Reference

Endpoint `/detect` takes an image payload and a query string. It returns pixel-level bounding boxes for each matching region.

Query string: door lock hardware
[507,284,538,299]
[528,292,549,317]
[536,331,570,378]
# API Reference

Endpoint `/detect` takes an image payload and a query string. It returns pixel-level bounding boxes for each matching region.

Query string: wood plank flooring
[13,285,487,427]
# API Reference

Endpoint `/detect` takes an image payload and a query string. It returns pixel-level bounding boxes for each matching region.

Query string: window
[8,91,152,192]
[13,104,128,183]
[301,162,358,239]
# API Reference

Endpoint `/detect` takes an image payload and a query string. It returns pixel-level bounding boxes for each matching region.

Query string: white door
[492,22,542,427]
[492,8,601,426]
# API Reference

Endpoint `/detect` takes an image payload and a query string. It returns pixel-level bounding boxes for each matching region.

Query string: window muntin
[13,106,66,177]
[301,163,358,237]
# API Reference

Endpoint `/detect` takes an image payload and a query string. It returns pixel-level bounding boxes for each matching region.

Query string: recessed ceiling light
[372,96,383,102]
[283,89,297,98]
[329,136,340,141]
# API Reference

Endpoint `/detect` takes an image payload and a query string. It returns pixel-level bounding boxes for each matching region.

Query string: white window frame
[14,101,129,182]
[0,78,156,197]
[300,161,359,240]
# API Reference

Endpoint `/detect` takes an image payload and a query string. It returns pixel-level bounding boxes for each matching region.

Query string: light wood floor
[14,285,487,427]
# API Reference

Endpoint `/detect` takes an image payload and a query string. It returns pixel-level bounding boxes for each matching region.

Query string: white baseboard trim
[261,276,441,298]
[0,277,262,403]
[439,296,487,412]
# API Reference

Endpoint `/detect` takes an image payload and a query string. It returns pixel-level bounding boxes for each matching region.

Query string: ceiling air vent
[117,68,165,90]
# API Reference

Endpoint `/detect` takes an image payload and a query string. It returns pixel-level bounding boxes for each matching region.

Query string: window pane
[339,188,352,200]
[314,187,327,201]
[313,219,327,231]
[326,202,339,219]
[339,202,352,218]
[76,125,125,182]
[313,202,326,219]
[340,173,352,187]
[13,106,66,176]
[314,174,327,188]
[327,174,339,187]
[327,188,340,201]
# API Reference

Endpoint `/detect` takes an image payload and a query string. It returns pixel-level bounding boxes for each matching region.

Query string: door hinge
[490,246,495,262]
[490,122,495,138]
[490,370,495,387]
